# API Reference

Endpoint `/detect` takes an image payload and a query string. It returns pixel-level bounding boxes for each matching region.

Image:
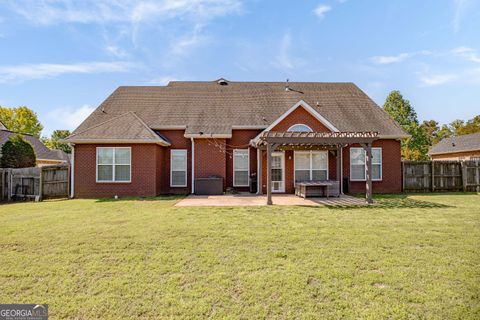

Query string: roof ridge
[68,112,136,138]
[129,112,165,141]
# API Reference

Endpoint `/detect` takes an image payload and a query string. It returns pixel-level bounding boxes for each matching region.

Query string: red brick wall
[156,130,192,194]
[194,139,227,188]
[226,130,262,191]
[272,106,332,132]
[74,144,160,198]
[343,139,402,194]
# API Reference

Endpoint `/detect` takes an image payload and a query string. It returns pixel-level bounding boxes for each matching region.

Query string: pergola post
[364,143,373,204]
[336,146,342,196]
[257,148,263,195]
[266,143,273,205]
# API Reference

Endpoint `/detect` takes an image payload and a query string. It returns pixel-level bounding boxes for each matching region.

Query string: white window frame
[349,147,382,181]
[233,149,250,187]
[287,123,313,132]
[96,147,131,183]
[170,149,187,187]
[294,150,329,182]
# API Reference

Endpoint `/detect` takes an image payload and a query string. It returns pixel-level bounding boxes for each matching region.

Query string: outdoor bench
[295,180,340,198]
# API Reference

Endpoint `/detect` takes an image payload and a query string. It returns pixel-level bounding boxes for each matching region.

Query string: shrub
[0,134,36,168]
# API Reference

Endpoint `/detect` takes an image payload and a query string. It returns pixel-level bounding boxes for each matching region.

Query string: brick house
[0,123,69,167]
[429,132,480,161]
[64,80,408,199]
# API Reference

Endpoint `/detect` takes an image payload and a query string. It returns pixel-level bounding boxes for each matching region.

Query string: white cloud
[370,50,432,65]
[370,53,412,65]
[0,61,136,82]
[169,25,208,56]
[313,4,332,18]
[453,0,470,32]
[452,46,480,63]
[6,0,242,25]
[47,105,95,132]
[274,32,294,69]
[6,0,242,59]
[105,46,128,58]
[419,74,458,86]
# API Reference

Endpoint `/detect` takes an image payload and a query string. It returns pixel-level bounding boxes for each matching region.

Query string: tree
[383,90,429,160]
[434,124,453,144]
[452,115,480,135]
[0,134,36,168]
[420,120,439,145]
[43,130,72,153]
[0,106,43,137]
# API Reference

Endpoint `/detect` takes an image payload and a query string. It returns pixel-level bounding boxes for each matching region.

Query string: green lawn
[1,194,479,319]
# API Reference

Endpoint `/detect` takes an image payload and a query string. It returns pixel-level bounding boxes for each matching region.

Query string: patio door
[271,152,285,193]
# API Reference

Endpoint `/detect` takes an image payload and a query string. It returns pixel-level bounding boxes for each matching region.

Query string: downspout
[70,144,75,198]
[191,137,195,194]
[257,148,261,194]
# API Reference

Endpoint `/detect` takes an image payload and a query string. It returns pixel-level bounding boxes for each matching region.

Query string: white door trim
[271,151,285,193]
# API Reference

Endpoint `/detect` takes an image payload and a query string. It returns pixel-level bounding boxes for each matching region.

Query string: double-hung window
[171,150,187,187]
[350,147,382,181]
[233,149,249,186]
[294,151,328,182]
[96,147,131,182]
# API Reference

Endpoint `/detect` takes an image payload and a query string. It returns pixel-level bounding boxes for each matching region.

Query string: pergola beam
[262,137,377,145]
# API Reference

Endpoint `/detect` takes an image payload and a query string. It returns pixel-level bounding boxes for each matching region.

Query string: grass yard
[1,194,479,319]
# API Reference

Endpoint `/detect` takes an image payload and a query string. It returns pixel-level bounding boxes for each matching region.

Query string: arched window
[287,124,313,132]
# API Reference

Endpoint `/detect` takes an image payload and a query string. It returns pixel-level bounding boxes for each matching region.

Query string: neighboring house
[64,79,409,199]
[429,132,480,161]
[0,129,69,166]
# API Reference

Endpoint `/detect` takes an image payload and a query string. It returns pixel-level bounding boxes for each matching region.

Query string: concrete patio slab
[174,193,367,207]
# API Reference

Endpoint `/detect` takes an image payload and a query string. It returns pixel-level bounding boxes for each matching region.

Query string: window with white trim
[288,124,313,132]
[96,147,131,182]
[350,147,382,181]
[294,151,328,182]
[233,149,249,186]
[171,150,187,187]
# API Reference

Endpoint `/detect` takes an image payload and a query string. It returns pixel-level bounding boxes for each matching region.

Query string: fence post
[431,161,435,192]
[401,161,405,192]
[476,166,480,192]
[38,167,44,201]
[9,169,13,200]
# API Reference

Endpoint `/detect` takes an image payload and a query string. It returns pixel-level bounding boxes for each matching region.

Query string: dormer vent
[217,78,229,85]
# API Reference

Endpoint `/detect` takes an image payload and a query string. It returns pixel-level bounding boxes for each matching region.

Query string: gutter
[184,133,232,139]
[191,137,195,194]
[70,144,75,198]
[61,139,170,146]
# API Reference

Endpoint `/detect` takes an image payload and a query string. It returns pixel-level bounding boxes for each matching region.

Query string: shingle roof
[65,111,170,145]
[429,132,480,155]
[72,80,408,137]
[0,130,67,161]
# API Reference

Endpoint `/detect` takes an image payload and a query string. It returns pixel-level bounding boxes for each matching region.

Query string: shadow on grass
[324,194,454,210]
[95,195,185,203]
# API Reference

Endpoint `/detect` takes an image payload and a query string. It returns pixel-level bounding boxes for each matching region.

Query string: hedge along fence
[402,160,480,193]
[0,164,69,201]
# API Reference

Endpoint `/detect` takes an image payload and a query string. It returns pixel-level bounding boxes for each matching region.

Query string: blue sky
[0,0,479,136]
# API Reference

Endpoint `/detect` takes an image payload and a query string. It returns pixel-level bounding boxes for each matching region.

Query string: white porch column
[257,148,263,195]
[365,143,373,204]
[266,143,273,205]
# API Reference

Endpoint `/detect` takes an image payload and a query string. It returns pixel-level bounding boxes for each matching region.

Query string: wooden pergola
[254,131,379,205]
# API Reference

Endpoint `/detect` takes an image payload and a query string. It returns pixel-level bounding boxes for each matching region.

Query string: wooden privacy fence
[0,165,69,201]
[403,160,480,192]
